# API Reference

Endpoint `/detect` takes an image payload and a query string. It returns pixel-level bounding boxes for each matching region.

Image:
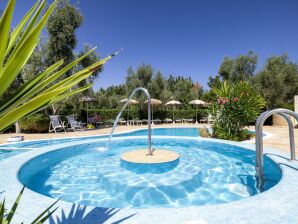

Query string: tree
[148,71,166,99]
[125,64,154,94]
[208,51,258,86]
[96,85,126,109]
[253,54,298,109]
[77,44,101,95]
[45,0,83,114]
[0,0,115,131]
[46,0,83,75]
[22,36,47,82]
[165,75,202,105]
[94,64,205,111]
[173,77,195,103]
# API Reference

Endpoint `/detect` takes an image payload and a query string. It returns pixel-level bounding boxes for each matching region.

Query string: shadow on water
[264,153,298,171]
[237,174,258,195]
[49,204,136,224]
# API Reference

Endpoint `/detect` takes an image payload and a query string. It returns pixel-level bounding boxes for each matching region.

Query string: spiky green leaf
[0,0,16,71]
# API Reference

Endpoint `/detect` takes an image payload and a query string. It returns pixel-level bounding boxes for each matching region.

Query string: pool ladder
[255,108,298,191]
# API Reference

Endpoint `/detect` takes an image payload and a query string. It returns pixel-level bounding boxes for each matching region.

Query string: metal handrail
[108,87,152,155]
[255,108,298,190]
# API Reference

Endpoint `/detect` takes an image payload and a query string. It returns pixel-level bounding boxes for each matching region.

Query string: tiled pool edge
[1,136,298,224]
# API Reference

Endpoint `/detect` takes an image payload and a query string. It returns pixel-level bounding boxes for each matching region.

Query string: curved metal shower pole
[255,108,298,190]
[108,87,152,155]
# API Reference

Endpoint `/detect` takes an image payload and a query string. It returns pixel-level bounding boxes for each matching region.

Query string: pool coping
[1,135,298,223]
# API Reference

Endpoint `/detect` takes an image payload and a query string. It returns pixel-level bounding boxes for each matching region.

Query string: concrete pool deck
[1,125,298,223]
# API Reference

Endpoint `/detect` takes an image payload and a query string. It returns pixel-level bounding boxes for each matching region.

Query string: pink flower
[233,97,239,102]
[222,98,229,104]
[217,97,223,105]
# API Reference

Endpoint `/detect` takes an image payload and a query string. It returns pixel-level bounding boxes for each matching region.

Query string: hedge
[86,108,208,121]
[19,114,49,133]
[18,108,208,133]
[57,107,208,123]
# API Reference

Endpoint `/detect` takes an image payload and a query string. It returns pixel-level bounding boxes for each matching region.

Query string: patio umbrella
[165,100,181,123]
[144,99,162,125]
[80,96,97,122]
[119,98,139,124]
[189,99,207,124]
[119,99,138,104]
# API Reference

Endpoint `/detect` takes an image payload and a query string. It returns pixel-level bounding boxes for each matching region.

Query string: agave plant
[0,0,117,131]
[0,187,58,223]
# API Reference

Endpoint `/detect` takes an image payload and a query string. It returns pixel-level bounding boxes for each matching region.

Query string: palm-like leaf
[0,0,117,131]
[0,186,59,223]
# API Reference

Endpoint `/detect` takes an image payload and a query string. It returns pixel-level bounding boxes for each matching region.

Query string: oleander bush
[209,81,265,141]
[19,114,49,133]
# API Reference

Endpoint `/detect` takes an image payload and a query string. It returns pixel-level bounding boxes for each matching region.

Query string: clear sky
[2,0,298,90]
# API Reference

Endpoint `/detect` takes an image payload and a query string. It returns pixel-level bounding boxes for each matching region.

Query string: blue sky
[2,0,298,90]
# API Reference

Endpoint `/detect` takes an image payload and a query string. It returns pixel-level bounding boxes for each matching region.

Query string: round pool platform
[120,149,180,164]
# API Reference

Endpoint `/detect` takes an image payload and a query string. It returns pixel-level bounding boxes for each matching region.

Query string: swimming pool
[18,137,281,208]
[0,128,200,160]
[0,148,28,161]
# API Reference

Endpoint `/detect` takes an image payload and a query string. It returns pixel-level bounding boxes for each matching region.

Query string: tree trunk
[15,121,21,133]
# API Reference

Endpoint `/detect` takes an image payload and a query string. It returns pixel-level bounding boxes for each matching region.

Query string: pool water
[19,137,281,208]
[119,128,200,137]
[0,149,28,160]
[0,128,200,160]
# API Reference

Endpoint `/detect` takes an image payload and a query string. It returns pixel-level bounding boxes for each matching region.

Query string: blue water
[0,149,28,161]
[0,128,200,160]
[19,137,281,208]
[120,127,199,137]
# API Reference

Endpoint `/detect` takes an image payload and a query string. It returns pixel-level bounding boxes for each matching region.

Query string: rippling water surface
[19,137,281,208]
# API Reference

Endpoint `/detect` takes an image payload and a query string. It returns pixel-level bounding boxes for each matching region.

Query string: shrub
[88,108,208,121]
[19,114,49,133]
[88,109,123,120]
[209,81,266,141]
[169,109,207,120]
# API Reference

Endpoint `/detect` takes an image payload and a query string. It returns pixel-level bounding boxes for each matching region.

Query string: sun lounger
[133,118,142,125]
[66,115,86,131]
[118,118,127,125]
[164,118,173,123]
[142,119,148,124]
[153,119,162,124]
[49,115,66,133]
[182,118,194,123]
[88,114,104,127]
[175,119,182,123]
[200,117,208,124]
[128,118,142,126]
[208,115,214,124]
